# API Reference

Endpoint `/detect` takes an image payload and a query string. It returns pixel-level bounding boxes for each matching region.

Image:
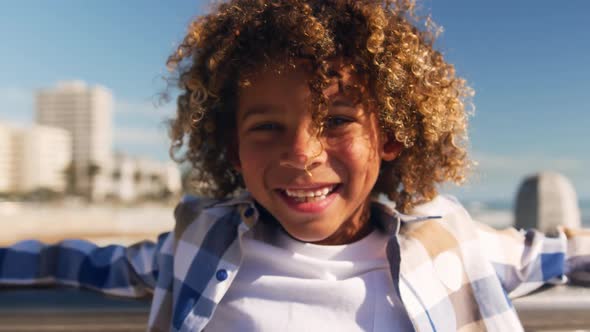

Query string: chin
[282,224,336,243]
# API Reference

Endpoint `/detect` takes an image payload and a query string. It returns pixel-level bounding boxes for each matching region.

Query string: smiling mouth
[278,184,340,203]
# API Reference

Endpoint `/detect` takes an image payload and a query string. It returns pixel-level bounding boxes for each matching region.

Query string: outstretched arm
[0,231,173,298]
[476,223,590,298]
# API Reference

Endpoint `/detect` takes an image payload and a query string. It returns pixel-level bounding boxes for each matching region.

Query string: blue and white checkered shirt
[1,193,588,331]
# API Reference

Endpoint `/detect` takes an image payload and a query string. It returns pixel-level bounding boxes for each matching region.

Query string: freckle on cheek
[345,142,364,157]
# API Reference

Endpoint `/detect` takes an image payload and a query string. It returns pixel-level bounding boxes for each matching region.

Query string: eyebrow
[239,104,280,123]
[331,99,355,107]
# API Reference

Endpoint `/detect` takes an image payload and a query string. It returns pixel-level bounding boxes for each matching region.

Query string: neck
[312,201,374,245]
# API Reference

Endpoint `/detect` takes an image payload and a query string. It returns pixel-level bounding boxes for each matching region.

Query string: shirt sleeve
[475,222,571,298]
[563,227,590,286]
[0,231,173,298]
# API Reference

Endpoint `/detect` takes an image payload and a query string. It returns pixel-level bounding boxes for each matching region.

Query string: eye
[323,116,353,129]
[250,122,281,132]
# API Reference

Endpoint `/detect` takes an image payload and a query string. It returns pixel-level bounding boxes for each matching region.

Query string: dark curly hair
[166,0,473,212]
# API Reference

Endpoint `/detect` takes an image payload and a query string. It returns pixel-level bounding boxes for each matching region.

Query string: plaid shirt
[1,193,588,331]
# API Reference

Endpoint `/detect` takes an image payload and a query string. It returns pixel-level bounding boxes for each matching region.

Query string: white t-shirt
[207,224,413,331]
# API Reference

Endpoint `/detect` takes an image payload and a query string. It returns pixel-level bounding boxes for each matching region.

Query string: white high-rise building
[19,125,72,192]
[35,81,113,198]
[0,123,18,193]
[0,122,71,193]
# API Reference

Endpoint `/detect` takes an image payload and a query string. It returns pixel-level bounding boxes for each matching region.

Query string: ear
[380,137,403,162]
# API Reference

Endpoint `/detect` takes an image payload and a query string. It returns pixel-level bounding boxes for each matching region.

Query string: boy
[1,0,589,331]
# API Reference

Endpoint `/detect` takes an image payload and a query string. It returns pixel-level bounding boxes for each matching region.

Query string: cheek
[238,141,276,183]
[329,135,382,196]
[330,134,381,169]
[240,139,264,161]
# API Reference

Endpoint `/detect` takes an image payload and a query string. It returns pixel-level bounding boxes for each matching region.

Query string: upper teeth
[285,186,334,198]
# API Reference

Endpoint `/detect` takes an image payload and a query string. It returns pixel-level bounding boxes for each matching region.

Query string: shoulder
[173,195,220,231]
[401,194,478,239]
[173,193,254,240]
[410,194,469,218]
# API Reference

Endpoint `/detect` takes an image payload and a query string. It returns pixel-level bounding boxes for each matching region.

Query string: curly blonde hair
[167,0,473,212]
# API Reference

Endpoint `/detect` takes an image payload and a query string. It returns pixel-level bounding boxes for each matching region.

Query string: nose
[280,125,326,172]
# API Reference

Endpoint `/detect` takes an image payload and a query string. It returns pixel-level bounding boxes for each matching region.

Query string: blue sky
[1,1,589,201]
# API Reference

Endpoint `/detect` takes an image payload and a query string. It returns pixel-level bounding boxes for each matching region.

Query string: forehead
[237,58,364,107]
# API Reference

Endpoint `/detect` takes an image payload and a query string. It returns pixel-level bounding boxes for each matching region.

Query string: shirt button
[243,207,255,218]
[216,269,228,281]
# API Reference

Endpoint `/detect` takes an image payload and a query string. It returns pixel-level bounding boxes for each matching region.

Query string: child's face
[234,61,401,245]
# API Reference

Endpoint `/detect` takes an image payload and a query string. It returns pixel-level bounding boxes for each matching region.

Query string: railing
[0,287,149,332]
[1,285,589,331]
[513,284,590,331]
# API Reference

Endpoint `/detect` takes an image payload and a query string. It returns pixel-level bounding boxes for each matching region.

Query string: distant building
[109,154,182,202]
[0,122,71,193]
[0,123,18,193]
[19,125,72,192]
[36,81,112,199]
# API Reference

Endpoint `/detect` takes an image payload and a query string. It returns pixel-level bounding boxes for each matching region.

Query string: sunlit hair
[166,0,473,212]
